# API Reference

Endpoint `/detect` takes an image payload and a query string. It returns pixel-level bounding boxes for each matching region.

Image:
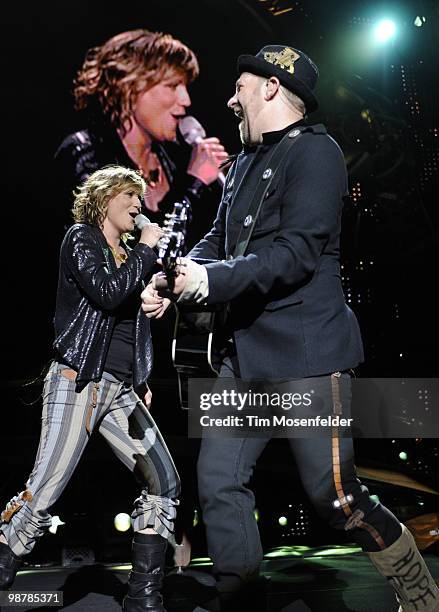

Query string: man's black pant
[197,367,402,588]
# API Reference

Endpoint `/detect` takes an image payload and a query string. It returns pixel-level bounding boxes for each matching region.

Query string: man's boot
[123,533,167,612]
[368,524,439,611]
[202,574,269,612]
[0,542,22,590]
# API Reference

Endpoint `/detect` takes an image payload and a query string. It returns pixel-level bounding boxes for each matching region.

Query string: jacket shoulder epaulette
[303,123,327,135]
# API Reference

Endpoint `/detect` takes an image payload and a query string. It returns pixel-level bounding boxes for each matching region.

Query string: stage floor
[6,545,439,611]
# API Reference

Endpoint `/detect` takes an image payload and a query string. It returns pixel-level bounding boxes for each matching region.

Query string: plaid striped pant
[1,362,180,557]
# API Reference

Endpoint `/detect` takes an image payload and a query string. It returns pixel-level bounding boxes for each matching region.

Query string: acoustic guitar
[155,201,225,409]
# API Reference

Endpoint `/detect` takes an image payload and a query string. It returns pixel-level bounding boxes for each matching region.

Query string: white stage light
[114,512,131,532]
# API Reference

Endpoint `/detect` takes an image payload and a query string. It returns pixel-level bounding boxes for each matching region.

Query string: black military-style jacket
[189,121,364,379]
[53,223,156,390]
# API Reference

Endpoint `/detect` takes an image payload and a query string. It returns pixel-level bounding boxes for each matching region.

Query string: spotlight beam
[373,19,397,43]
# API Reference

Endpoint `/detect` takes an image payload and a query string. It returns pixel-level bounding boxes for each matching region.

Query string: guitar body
[157,215,228,409]
[172,305,226,409]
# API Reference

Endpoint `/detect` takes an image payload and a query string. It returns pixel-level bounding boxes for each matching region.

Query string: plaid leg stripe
[99,386,180,542]
[1,363,180,554]
[1,363,96,556]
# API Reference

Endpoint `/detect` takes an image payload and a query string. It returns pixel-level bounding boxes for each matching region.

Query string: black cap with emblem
[237,45,319,113]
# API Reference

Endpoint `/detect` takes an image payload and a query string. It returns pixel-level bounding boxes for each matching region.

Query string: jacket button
[262,168,272,179]
[243,215,253,227]
[289,129,301,138]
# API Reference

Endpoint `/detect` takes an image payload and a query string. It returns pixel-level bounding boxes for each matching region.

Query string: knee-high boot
[368,524,439,611]
[123,533,167,612]
[0,542,22,590]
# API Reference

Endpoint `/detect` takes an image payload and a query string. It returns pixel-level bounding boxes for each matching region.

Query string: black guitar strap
[231,126,307,259]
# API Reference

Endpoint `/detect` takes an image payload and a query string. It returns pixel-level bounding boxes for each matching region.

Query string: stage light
[49,515,65,535]
[361,109,372,125]
[254,508,260,522]
[414,16,426,27]
[189,557,212,566]
[114,512,131,532]
[373,19,397,43]
[335,85,350,99]
[278,516,288,526]
[315,545,362,556]
[399,451,408,461]
[265,545,362,559]
[265,546,308,558]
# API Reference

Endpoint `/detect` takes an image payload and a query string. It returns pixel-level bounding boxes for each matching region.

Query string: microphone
[178,115,226,187]
[179,115,206,145]
[134,213,151,230]
[135,213,168,251]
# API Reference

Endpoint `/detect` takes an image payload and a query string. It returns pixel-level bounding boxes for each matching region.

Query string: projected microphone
[179,115,226,186]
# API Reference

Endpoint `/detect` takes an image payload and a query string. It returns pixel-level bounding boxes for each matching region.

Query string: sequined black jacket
[53,223,156,391]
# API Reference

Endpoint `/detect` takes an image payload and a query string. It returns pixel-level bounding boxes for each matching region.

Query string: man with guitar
[142,45,439,611]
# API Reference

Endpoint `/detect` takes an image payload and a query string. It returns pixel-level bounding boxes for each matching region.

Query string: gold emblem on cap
[263,47,300,74]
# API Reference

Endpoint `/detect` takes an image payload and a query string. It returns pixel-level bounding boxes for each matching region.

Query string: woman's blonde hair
[73,29,199,135]
[72,165,146,227]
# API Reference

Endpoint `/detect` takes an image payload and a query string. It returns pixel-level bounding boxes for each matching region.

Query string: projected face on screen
[133,70,191,142]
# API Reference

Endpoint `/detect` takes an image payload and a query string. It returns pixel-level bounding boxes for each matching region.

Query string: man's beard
[237,110,262,145]
[239,117,255,145]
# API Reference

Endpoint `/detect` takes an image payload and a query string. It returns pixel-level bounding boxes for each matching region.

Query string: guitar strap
[231,126,306,259]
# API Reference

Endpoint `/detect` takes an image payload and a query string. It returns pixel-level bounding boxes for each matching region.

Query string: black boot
[123,533,167,612]
[201,574,270,612]
[0,542,22,590]
[217,575,270,612]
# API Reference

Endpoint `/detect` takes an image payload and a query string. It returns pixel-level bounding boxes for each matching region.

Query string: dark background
[1,0,438,562]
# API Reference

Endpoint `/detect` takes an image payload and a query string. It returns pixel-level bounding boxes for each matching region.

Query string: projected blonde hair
[74,29,199,135]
